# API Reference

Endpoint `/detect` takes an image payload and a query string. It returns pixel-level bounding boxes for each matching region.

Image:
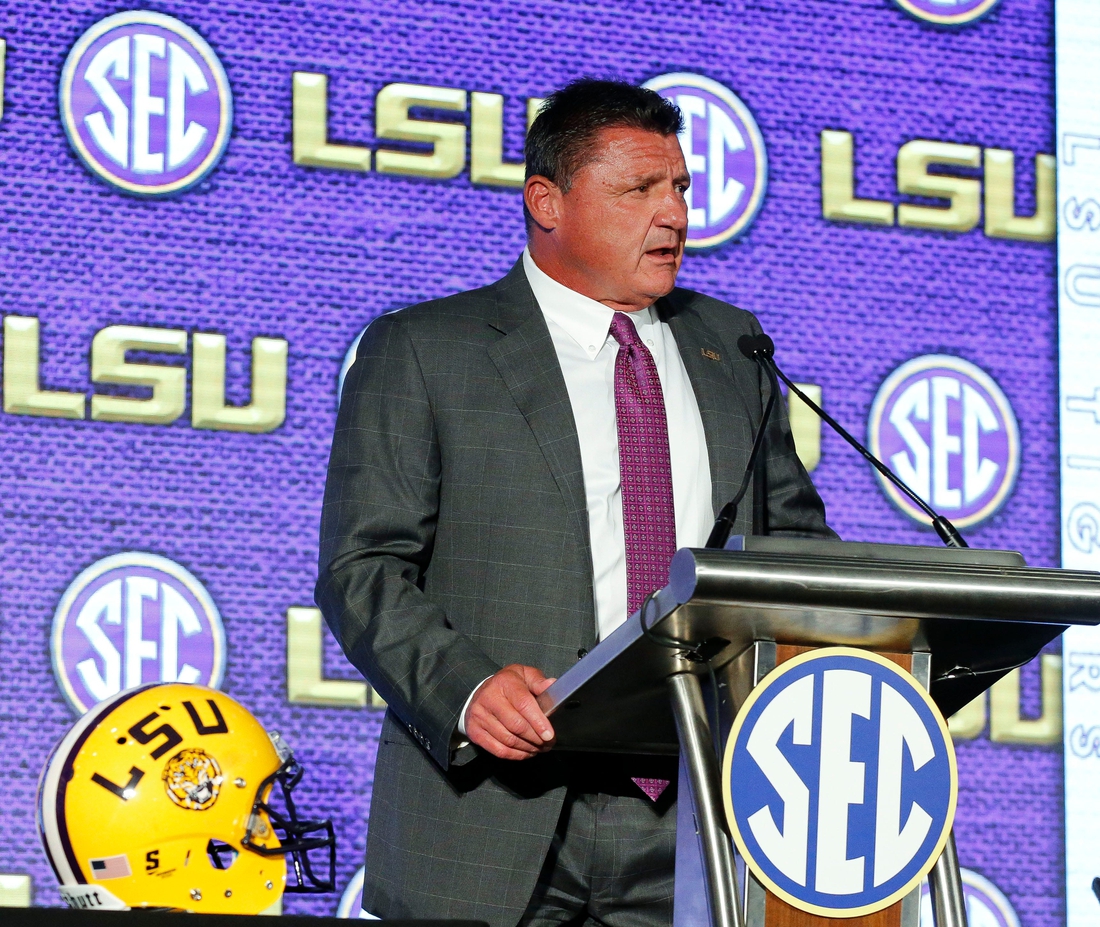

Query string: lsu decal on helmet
[38,683,335,913]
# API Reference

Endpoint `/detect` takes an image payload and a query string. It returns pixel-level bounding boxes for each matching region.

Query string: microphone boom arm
[758,354,969,549]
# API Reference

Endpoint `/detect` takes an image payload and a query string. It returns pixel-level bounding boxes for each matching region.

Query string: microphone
[739,332,969,550]
[704,336,780,548]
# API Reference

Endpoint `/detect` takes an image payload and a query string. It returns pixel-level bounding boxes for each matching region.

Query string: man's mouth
[646,247,678,261]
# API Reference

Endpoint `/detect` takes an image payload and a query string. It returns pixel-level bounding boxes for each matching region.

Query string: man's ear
[524,176,562,231]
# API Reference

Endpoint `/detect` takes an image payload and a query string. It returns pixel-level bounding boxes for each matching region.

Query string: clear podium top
[539,537,1100,753]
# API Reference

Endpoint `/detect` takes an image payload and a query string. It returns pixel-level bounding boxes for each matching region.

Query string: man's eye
[635,184,649,193]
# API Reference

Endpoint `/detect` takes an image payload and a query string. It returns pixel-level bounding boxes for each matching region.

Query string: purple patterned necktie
[610,312,677,616]
[610,312,676,804]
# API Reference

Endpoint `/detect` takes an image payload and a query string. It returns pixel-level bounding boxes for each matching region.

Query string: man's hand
[464,664,556,760]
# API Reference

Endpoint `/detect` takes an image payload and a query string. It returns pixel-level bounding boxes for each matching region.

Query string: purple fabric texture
[611,312,678,618]
[0,0,1061,920]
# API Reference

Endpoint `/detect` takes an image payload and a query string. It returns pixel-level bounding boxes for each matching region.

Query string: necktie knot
[609,311,642,348]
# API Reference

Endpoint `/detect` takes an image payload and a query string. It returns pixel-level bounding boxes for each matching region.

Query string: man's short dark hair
[524,79,684,194]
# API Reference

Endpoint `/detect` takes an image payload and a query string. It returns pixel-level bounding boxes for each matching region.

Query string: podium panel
[751,644,916,927]
[766,894,908,927]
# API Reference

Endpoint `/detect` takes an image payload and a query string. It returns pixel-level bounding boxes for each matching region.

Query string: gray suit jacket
[316,259,832,926]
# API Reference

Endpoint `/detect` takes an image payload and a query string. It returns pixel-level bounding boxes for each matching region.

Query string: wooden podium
[539,537,1100,927]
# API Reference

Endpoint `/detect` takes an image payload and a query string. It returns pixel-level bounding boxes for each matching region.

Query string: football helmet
[38,683,335,913]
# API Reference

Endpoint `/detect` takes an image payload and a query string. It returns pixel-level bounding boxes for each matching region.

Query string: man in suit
[317,79,832,927]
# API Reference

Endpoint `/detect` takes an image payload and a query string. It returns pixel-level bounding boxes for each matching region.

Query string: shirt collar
[523,248,655,359]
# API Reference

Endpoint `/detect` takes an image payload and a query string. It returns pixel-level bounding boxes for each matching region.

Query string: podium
[539,537,1100,927]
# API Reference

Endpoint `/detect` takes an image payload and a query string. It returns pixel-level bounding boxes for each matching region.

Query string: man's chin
[641,268,680,301]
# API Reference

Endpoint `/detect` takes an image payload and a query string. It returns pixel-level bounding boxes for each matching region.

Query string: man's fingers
[529,675,557,697]
[468,725,534,761]
[480,712,540,754]
[483,667,554,743]
[467,689,544,749]
[467,711,540,760]
[519,666,553,690]
[507,667,556,741]
[512,689,555,743]
[490,697,544,747]
[463,664,558,760]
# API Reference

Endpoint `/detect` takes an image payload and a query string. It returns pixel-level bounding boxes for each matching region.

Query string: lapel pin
[701,348,721,361]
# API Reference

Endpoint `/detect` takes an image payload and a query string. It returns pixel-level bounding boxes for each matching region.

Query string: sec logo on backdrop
[337,866,366,918]
[868,355,1019,529]
[724,648,956,917]
[919,868,1021,927]
[643,73,767,248]
[894,0,1003,26]
[337,327,368,411]
[51,552,226,715]
[59,11,233,195]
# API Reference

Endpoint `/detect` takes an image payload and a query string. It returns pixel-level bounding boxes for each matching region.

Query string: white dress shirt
[457,252,715,739]
[522,248,714,640]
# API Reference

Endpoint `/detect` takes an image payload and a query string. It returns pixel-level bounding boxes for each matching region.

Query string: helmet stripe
[39,684,162,886]
[39,698,120,884]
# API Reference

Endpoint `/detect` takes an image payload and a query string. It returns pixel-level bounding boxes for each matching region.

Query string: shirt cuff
[454,675,494,747]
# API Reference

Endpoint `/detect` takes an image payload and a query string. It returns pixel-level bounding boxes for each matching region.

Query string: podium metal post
[668,672,742,927]
[929,834,967,927]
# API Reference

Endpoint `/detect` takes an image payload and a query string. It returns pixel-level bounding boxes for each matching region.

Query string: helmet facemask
[242,735,336,893]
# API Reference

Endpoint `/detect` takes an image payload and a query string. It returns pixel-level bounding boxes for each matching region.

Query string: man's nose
[656,188,689,231]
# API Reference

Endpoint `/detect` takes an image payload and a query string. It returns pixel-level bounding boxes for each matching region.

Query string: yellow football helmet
[38,683,335,913]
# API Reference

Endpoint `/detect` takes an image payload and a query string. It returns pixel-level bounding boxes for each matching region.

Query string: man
[317,79,832,927]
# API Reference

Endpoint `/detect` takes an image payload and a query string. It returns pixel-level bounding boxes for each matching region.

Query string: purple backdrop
[0,0,1059,918]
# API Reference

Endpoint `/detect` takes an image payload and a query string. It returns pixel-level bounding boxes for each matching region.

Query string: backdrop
[0,0,1066,921]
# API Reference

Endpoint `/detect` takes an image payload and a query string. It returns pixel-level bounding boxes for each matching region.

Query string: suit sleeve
[315,312,500,770]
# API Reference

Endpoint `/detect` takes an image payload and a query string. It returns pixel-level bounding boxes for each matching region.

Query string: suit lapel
[483,265,758,588]
[486,263,593,575]
[661,299,756,518]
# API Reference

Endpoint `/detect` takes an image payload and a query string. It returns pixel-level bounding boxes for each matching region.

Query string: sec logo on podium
[723,648,957,917]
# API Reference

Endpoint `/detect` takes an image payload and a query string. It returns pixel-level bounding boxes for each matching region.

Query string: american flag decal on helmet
[89,855,131,880]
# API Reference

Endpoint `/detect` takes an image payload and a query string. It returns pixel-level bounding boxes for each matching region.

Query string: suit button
[424,740,431,750]
[577,648,588,659]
